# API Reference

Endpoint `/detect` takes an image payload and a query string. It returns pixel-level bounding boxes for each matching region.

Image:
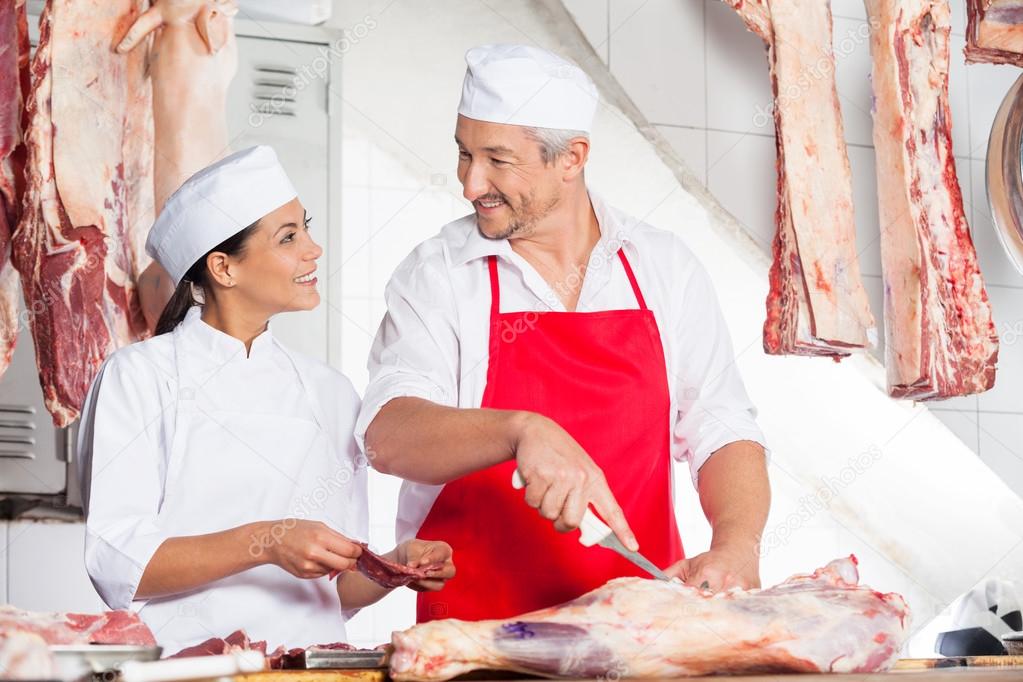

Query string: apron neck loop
[617,249,648,311]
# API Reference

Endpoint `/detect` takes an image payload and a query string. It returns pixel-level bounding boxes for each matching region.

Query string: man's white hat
[145,145,297,286]
[457,44,598,132]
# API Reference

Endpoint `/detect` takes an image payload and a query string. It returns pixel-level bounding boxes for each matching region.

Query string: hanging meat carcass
[725,0,877,358]
[966,0,1023,65]
[116,0,239,331]
[865,0,999,399]
[389,556,910,681]
[11,0,153,426]
[0,0,30,380]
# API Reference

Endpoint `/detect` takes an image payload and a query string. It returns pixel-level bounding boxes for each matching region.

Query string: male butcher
[358,44,771,622]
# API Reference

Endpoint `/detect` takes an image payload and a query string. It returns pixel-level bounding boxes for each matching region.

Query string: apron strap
[617,249,648,311]
[487,255,501,322]
[489,252,649,313]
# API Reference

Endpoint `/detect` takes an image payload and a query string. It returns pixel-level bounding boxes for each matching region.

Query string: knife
[511,470,670,581]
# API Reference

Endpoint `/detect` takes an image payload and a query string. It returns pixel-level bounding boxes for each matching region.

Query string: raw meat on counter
[0,0,29,380]
[390,556,910,680]
[0,632,55,681]
[168,629,373,669]
[966,0,1023,65]
[0,605,156,646]
[11,0,153,426]
[725,0,876,358]
[865,0,999,399]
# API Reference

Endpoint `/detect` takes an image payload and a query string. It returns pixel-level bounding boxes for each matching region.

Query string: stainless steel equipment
[986,73,1023,274]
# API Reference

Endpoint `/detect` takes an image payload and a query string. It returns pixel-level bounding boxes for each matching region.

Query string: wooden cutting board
[236,671,386,682]
[895,656,1023,669]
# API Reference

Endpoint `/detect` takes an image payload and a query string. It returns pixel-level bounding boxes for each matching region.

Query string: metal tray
[302,648,388,670]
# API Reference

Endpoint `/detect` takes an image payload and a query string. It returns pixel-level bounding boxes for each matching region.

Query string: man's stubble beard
[483,188,561,241]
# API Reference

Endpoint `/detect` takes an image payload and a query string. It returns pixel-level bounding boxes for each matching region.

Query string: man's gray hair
[523,127,589,165]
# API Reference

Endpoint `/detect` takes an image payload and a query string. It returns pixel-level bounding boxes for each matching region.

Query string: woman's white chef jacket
[77,306,368,653]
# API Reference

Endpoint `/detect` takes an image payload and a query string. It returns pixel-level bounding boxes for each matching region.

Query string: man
[357,44,770,622]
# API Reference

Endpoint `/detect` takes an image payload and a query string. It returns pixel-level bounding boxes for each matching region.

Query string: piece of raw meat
[390,556,909,681]
[0,632,56,680]
[0,606,156,646]
[114,0,239,331]
[725,0,876,358]
[355,543,446,588]
[966,0,1023,65]
[0,0,29,380]
[865,0,999,399]
[169,630,265,658]
[168,630,371,670]
[11,0,153,426]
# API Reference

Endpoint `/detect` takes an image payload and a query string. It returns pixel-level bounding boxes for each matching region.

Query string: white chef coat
[355,190,768,543]
[78,306,368,653]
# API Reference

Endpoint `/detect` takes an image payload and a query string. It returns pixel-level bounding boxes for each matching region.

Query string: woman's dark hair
[154,221,260,335]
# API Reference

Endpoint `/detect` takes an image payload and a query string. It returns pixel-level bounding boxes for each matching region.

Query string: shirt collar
[453,189,635,266]
[180,306,276,362]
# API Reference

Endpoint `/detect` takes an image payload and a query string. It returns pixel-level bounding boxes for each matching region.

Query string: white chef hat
[458,44,598,132]
[145,145,297,286]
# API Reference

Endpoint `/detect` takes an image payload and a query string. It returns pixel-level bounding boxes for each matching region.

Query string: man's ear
[562,136,590,181]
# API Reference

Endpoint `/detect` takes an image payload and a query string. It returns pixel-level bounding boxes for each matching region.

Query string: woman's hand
[263,520,363,579]
[398,539,455,592]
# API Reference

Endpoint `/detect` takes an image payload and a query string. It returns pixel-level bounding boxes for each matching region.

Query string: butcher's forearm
[365,397,523,484]
[135,521,269,600]
[697,440,770,554]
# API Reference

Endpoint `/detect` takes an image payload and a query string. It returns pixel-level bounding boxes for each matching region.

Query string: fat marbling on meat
[725,0,877,359]
[0,0,29,380]
[390,556,909,680]
[11,0,153,426]
[966,0,1023,64]
[865,0,999,399]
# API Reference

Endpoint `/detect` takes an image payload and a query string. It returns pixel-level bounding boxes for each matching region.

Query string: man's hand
[665,544,760,592]
[398,539,456,592]
[264,520,363,579]
[513,412,638,552]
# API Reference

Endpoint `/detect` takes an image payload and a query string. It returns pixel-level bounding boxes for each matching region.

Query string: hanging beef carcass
[115,0,239,331]
[724,0,877,358]
[865,0,998,399]
[389,556,910,680]
[966,0,1023,65]
[0,0,30,380]
[11,0,153,426]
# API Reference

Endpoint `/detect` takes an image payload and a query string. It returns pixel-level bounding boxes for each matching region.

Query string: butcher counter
[232,665,1023,682]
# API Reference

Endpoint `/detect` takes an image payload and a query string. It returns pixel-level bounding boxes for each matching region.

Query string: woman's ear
[205,252,236,288]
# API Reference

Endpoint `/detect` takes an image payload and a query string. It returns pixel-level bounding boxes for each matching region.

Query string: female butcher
[77,146,455,653]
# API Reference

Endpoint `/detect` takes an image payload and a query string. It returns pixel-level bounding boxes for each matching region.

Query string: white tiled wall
[564,0,1023,500]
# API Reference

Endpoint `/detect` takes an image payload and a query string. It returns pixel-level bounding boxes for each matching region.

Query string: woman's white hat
[145,145,297,285]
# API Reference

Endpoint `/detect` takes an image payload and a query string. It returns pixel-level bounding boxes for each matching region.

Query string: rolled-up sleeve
[355,256,460,454]
[79,352,171,611]
[671,261,768,488]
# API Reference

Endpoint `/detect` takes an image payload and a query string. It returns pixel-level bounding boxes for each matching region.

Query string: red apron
[416,249,684,622]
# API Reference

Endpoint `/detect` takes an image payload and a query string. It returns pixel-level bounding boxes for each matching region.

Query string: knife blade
[511,469,670,581]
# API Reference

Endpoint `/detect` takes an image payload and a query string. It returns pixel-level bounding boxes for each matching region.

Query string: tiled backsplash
[563,0,1023,496]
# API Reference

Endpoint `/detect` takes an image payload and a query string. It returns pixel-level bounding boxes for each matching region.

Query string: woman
[77,146,454,653]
